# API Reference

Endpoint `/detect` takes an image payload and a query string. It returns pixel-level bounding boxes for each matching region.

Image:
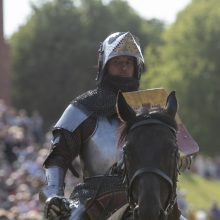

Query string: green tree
[142,0,220,154]
[10,0,164,128]
[11,0,85,128]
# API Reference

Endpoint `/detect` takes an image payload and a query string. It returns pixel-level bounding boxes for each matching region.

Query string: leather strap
[86,191,127,220]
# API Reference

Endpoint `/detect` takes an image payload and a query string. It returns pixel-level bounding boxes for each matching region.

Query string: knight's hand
[44,196,71,220]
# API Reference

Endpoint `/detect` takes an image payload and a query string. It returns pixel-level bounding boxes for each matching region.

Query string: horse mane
[118,109,177,147]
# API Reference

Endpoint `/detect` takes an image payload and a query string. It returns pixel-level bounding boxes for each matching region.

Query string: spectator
[30,110,43,144]
[0,100,45,219]
[0,209,12,220]
[187,209,196,220]
[209,202,220,220]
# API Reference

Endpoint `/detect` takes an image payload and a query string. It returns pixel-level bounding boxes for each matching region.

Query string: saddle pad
[107,204,130,220]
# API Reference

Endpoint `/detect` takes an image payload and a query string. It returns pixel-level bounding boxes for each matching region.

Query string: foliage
[141,0,220,154]
[10,0,164,128]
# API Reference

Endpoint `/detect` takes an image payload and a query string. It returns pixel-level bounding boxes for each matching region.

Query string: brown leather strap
[86,191,127,220]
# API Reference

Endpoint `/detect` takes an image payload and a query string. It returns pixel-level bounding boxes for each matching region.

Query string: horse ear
[116,91,136,122]
[165,91,178,118]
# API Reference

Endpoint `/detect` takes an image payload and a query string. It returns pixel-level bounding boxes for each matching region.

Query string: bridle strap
[124,117,178,216]
[129,167,173,193]
[127,167,176,217]
[130,119,176,134]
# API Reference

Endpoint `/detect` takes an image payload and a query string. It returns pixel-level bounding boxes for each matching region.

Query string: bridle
[120,118,180,219]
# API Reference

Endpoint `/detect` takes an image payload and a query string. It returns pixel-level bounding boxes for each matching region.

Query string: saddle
[107,204,130,220]
[86,191,127,220]
[70,175,127,220]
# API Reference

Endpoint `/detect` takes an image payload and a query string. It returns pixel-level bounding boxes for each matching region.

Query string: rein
[121,118,179,219]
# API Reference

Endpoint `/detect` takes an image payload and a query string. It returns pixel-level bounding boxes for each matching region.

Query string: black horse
[114,91,182,220]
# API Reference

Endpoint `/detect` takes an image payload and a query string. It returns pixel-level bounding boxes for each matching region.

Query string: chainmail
[100,74,139,93]
[72,87,117,116]
[70,175,126,204]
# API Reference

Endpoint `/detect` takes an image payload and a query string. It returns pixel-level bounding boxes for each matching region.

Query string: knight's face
[107,56,135,78]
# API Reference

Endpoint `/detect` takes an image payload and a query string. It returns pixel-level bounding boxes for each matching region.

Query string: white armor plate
[81,116,122,177]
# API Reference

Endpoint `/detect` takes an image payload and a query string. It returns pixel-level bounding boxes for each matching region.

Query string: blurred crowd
[0,99,220,220]
[190,154,220,180]
[0,99,46,220]
[177,191,220,220]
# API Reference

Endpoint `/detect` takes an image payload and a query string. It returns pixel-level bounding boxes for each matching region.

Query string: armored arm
[39,166,73,219]
[43,104,92,175]
[39,123,83,207]
[39,128,80,219]
[39,166,66,203]
[39,104,94,219]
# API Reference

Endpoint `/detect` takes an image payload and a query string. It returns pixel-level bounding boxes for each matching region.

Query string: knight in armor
[39,32,144,220]
[39,32,186,220]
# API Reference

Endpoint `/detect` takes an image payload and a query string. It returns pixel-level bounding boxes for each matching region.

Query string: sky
[3,0,191,38]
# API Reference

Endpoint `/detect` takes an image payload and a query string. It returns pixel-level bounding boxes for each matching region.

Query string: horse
[68,91,182,220]
[112,91,182,220]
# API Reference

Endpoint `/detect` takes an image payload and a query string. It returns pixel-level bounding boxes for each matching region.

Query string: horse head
[116,91,180,220]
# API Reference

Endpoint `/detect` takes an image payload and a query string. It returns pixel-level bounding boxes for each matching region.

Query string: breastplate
[80,116,122,178]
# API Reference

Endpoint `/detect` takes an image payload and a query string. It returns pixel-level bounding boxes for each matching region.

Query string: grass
[177,172,220,211]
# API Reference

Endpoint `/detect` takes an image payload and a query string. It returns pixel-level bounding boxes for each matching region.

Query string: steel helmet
[96,32,145,83]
